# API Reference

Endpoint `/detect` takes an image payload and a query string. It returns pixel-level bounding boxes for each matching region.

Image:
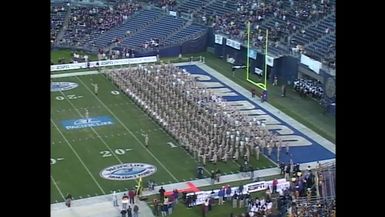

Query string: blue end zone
[61,116,114,130]
[178,65,335,164]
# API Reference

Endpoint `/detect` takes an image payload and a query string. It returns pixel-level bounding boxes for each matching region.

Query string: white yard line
[51,175,65,200]
[54,82,124,165]
[76,76,179,182]
[51,119,106,194]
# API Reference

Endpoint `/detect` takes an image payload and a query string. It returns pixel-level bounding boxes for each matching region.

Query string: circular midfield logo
[51,82,79,92]
[100,163,157,180]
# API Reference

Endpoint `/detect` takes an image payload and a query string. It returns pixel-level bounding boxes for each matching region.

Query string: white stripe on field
[76,76,178,182]
[51,119,106,194]
[51,175,65,200]
[51,71,100,78]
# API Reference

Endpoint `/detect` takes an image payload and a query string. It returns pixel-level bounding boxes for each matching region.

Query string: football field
[50,71,275,204]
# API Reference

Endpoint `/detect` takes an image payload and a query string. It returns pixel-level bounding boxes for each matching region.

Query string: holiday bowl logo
[51,82,79,92]
[100,163,157,180]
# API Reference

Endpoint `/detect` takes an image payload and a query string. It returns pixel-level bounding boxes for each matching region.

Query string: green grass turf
[51,49,98,64]
[51,72,275,203]
[50,49,335,207]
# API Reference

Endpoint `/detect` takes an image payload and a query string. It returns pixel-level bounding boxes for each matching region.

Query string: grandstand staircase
[202,0,223,9]
[177,0,218,15]
[303,13,336,48]
[110,9,168,49]
[286,12,335,47]
[99,9,166,51]
[54,6,72,45]
[161,20,193,44]
[304,29,335,49]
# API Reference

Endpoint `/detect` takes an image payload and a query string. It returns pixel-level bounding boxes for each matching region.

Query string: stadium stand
[51,3,69,44]
[51,0,335,68]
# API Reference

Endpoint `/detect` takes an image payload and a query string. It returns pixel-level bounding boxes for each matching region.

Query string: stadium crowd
[56,1,142,48]
[277,164,336,217]
[107,63,288,168]
[51,0,335,69]
[209,0,335,64]
[51,3,68,45]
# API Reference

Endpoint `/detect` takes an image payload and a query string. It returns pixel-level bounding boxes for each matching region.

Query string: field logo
[61,116,114,130]
[100,163,157,180]
[51,82,79,92]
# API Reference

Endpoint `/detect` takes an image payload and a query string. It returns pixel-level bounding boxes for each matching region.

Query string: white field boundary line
[51,175,65,201]
[76,76,178,182]
[51,119,106,194]
[54,84,124,165]
[51,71,100,78]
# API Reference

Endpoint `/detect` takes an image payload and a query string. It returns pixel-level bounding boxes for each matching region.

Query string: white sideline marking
[51,71,100,78]
[51,175,65,200]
